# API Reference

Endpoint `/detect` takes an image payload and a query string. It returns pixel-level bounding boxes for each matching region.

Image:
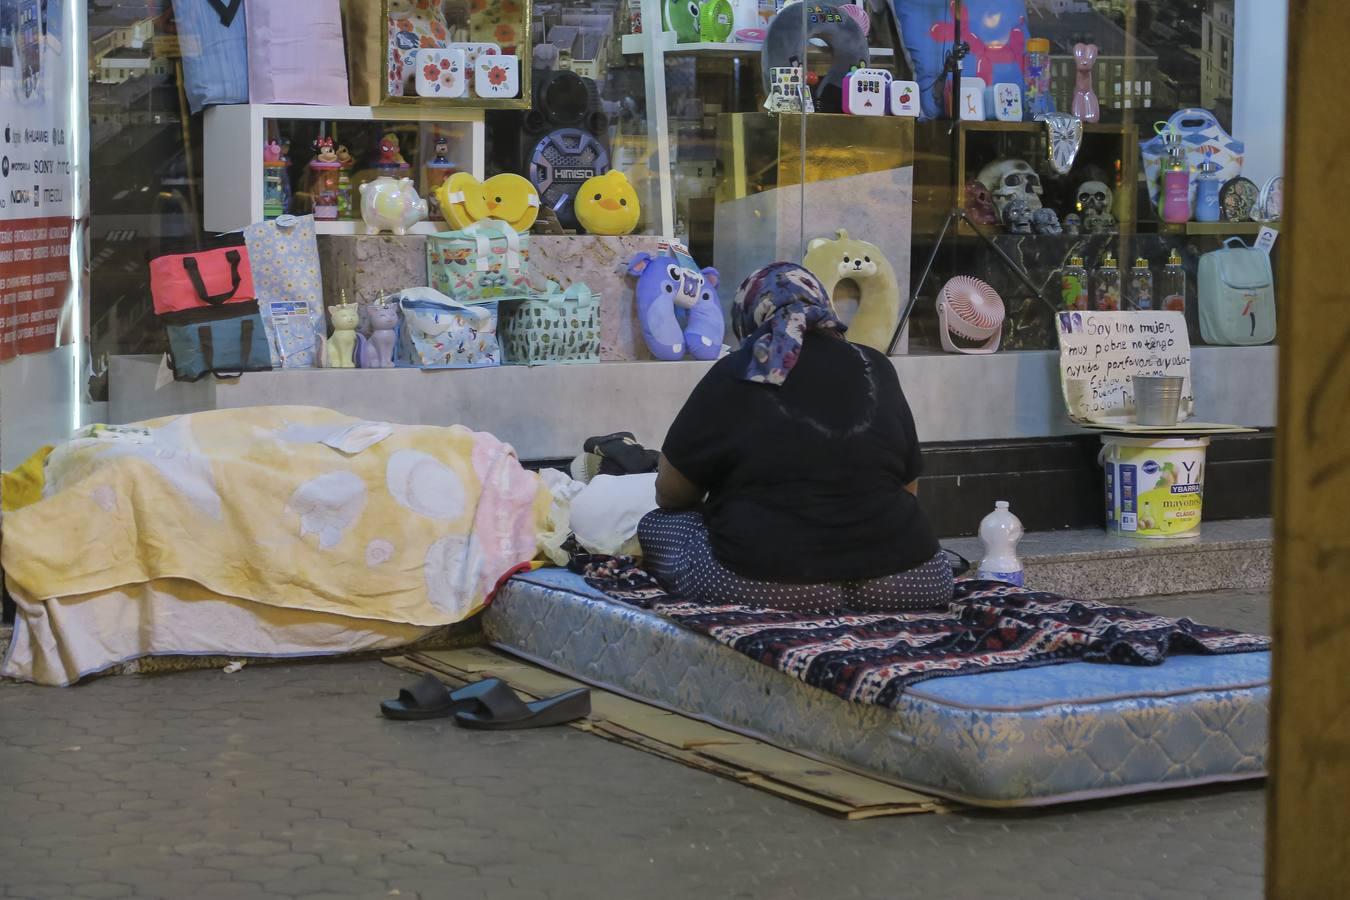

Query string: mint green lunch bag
[1197,237,1276,345]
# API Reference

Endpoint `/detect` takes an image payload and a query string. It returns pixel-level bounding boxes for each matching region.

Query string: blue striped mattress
[484,567,1268,807]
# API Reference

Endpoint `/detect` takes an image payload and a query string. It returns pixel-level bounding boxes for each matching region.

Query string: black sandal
[454,685,591,730]
[380,675,509,721]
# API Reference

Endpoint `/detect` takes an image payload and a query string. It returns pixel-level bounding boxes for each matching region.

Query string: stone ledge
[946,518,1272,601]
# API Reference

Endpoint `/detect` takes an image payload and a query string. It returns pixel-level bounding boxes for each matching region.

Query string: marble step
[944,518,1272,602]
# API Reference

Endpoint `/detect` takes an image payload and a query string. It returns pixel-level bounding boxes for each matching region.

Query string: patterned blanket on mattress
[574,557,1271,708]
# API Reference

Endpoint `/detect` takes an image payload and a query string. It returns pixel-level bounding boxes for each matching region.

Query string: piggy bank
[359,176,427,236]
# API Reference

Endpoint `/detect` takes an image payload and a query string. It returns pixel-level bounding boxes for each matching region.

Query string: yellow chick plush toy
[437,171,490,229]
[575,170,640,235]
[482,173,541,232]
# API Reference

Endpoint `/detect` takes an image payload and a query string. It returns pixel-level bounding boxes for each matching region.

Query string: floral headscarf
[732,262,845,385]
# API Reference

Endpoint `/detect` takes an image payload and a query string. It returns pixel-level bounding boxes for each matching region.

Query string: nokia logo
[555,168,596,180]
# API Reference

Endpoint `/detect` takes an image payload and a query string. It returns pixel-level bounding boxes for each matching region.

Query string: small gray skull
[1083,209,1117,234]
[1062,212,1082,235]
[1031,207,1062,234]
[1002,195,1034,234]
[1076,180,1112,215]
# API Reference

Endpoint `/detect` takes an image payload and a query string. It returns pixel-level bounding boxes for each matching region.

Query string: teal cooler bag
[426,219,534,303]
[164,303,273,381]
[392,287,501,369]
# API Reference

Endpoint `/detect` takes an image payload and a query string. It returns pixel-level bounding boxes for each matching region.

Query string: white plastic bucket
[1101,435,1210,539]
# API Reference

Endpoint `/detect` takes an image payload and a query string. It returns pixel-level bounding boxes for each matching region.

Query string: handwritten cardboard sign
[1056,310,1194,424]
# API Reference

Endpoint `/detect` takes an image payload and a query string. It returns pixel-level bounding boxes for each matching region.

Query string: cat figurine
[326,303,365,368]
[361,301,399,368]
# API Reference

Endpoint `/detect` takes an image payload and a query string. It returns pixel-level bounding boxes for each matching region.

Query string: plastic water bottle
[977,501,1025,587]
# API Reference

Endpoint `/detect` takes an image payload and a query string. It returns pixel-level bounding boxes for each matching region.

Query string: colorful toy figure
[929,1,1027,99]
[375,132,409,172]
[309,137,342,220]
[263,139,288,219]
[335,144,355,219]
[424,135,457,219]
[359,176,428,235]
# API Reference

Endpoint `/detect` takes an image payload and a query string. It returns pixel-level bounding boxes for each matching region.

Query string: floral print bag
[426,219,535,304]
[392,287,501,370]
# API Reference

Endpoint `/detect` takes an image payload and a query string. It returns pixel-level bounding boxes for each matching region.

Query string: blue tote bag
[172,0,249,113]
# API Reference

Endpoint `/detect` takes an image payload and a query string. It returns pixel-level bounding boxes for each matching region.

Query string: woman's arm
[905,480,919,497]
[655,454,706,510]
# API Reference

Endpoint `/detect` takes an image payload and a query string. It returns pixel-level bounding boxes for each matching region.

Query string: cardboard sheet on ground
[389,649,947,818]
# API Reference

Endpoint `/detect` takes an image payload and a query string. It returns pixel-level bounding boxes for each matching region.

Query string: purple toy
[361,301,399,368]
[627,251,724,361]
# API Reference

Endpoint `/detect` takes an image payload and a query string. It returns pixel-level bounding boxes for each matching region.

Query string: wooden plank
[1268,3,1350,895]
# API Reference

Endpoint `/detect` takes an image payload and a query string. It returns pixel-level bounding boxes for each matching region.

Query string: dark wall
[919,431,1274,537]
[528,430,1275,540]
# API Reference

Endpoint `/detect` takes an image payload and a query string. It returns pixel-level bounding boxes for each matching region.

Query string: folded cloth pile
[570,432,659,483]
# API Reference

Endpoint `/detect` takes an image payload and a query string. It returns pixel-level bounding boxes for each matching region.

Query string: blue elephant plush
[627,251,725,361]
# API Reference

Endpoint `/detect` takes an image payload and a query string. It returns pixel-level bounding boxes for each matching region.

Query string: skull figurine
[976,158,1044,217]
[1031,207,1062,234]
[964,179,998,225]
[1002,195,1034,234]
[1076,180,1112,216]
[1084,209,1117,234]
[1062,212,1082,235]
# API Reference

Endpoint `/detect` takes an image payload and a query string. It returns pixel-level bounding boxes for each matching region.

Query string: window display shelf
[1158,221,1279,236]
[620,31,894,58]
[203,104,486,235]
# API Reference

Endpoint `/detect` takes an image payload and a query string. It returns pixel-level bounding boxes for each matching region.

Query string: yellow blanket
[3,406,553,627]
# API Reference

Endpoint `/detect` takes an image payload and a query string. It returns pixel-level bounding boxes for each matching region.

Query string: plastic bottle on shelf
[976,501,1025,587]
[1091,253,1121,311]
[1129,257,1154,310]
[1161,249,1186,314]
[1024,38,1053,120]
[1061,256,1088,311]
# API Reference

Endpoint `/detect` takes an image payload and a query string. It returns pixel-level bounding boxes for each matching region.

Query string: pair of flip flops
[381,674,590,730]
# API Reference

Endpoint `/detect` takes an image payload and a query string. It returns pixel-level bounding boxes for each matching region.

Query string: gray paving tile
[0,593,1268,900]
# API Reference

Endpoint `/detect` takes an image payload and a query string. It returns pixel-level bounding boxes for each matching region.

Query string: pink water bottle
[1159,125,1191,224]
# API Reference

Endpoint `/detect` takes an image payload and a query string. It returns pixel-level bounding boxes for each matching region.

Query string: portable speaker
[528,128,611,229]
[525,69,607,136]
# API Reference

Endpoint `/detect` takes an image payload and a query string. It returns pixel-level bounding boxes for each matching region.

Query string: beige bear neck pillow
[801,229,900,354]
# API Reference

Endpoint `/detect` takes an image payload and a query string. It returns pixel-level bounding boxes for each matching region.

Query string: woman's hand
[655,454,706,510]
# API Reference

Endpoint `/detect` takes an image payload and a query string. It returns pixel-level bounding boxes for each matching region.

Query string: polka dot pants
[636,509,955,613]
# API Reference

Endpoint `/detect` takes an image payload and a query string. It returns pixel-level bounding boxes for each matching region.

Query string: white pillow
[569,473,659,557]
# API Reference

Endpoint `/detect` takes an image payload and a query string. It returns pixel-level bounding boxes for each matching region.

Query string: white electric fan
[936,276,1005,354]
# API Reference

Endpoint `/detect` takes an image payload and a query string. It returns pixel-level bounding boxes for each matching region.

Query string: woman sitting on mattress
[639,262,952,613]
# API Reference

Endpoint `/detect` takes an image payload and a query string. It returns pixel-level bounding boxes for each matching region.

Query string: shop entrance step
[943,518,1271,602]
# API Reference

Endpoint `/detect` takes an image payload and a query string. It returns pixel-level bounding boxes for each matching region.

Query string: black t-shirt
[662,332,940,583]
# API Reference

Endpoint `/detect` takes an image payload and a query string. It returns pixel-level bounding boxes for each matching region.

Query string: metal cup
[1133,374,1185,426]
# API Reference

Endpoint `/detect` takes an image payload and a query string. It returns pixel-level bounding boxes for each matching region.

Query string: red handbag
[149,243,256,315]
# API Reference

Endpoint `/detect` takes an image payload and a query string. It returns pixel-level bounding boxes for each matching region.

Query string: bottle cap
[995,500,1010,509]
[1102,253,1117,267]
[1168,248,1182,265]
[1134,257,1149,268]
[1027,38,1050,54]
[1069,255,1085,267]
